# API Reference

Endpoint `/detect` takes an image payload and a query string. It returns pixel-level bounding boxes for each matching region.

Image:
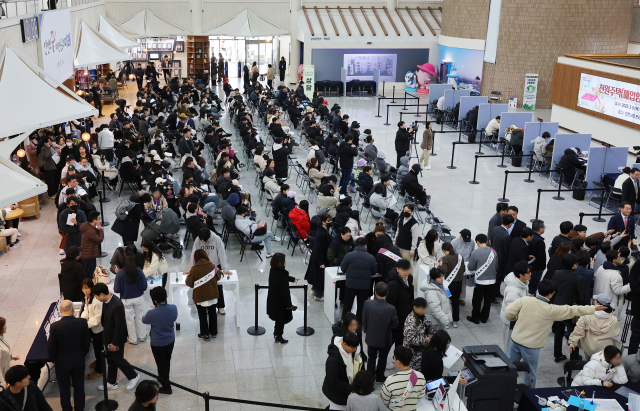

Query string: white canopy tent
[207,10,288,36]
[75,20,132,67]
[119,9,188,37]
[97,15,139,49]
[0,46,98,139]
[0,154,47,208]
[0,131,31,159]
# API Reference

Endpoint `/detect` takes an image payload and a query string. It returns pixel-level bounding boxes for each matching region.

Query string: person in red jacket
[289,201,310,240]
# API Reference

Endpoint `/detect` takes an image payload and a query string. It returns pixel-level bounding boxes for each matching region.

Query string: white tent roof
[119,9,188,37]
[0,131,31,159]
[75,20,132,67]
[0,153,47,208]
[207,10,288,36]
[97,15,138,49]
[0,46,98,139]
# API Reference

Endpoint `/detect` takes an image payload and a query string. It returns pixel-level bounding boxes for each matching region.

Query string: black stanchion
[524,158,535,183]
[469,155,480,184]
[497,149,508,168]
[97,190,110,227]
[531,189,543,223]
[375,98,382,118]
[101,171,111,203]
[431,131,437,156]
[246,284,265,336]
[402,92,407,110]
[95,348,118,411]
[381,81,386,97]
[498,170,509,202]
[296,284,315,336]
[415,99,421,117]
[447,142,457,170]
[391,86,396,103]
[553,174,565,201]
[475,135,484,155]
[204,392,210,411]
[592,191,607,222]
[383,104,391,126]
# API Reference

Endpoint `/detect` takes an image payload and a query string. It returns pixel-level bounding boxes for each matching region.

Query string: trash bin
[573,181,587,200]
[511,155,522,167]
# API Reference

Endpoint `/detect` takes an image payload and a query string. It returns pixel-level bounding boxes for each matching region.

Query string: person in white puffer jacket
[500,262,531,353]
[420,267,452,330]
[572,346,627,387]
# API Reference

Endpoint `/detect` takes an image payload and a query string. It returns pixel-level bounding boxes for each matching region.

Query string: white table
[416,392,468,411]
[323,267,344,324]
[417,264,432,298]
[168,270,241,328]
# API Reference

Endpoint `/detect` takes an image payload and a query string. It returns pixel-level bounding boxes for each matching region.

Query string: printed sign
[344,54,396,83]
[577,73,640,125]
[303,64,315,95]
[508,97,517,112]
[38,9,74,83]
[522,73,538,110]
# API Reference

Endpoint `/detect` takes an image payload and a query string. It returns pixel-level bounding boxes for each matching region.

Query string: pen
[591,391,594,405]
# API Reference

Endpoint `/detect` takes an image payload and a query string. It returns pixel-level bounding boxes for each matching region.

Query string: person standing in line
[306,214,333,301]
[142,240,169,289]
[114,251,148,345]
[185,250,222,341]
[487,202,509,246]
[81,279,105,380]
[128,380,160,411]
[504,227,534,276]
[92,283,140,391]
[190,227,231,314]
[58,245,86,302]
[466,234,498,324]
[403,298,433,371]
[91,80,104,118]
[267,253,300,344]
[386,259,414,349]
[322,332,363,410]
[362,282,399,383]
[279,57,286,83]
[0,317,20,387]
[528,220,547,295]
[341,237,378,323]
[47,300,90,411]
[379,346,426,411]
[394,121,413,169]
[394,205,420,261]
[0,365,53,411]
[39,137,59,197]
[420,121,433,170]
[505,279,603,388]
[141,287,178,395]
[439,243,465,328]
[266,64,275,89]
[500,262,530,353]
[452,229,475,307]
[80,211,104,280]
[491,213,514,304]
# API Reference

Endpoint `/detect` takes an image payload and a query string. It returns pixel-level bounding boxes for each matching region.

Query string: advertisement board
[344,54,396,82]
[437,45,484,95]
[577,73,640,124]
[38,9,74,83]
[522,73,538,110]
[303,65,315,95]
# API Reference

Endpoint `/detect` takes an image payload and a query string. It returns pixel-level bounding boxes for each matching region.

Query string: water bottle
[579,399,585,411]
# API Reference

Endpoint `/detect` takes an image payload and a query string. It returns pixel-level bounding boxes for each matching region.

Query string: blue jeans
[508,340,540,388]
[203,202,217,217]
[340,168,353,194]
[253,230,276,254]
[312,285,324,298]
[203,193,219,209]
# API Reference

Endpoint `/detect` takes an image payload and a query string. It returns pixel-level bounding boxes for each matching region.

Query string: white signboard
[344,54,397,83]
[38,9,74,83]
[508,97,517,112]
[577,73,640,124]
[522,73,538,111]
[303,64,315,95]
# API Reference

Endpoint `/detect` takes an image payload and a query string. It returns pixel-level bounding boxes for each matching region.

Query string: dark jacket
[401,171,423,198]
[59,258,86,302]
[510,219,526,239]
[305,226,332,288]
[387,270,414,324]
[79,222,104,259]
[608,213,636,249]
[267,267,296,324]
[421,349,445,382]
[47,315,90,370]
[552,269,590,306]
[340,246,377,290]
[327,235,354,267]
[558,148,583,185]
[0,381,53,411]
[119,158,142,182]
[322,342,353,406]
[622,177,639,206]
[505,237,529,275]
[185,260,221,304]
[272,141,293,179]
[487,213,503,245]
[491,225,511,280]
[338,141,358,170]
[58,207,87,253]
[629,260,640,319]
[395,128,411,153]
[376,243,402,279]
[362,296,399,348]
[101,294,128,347]
[528,233,547,272]
[178,137,196,156]
[334,204,352,227]
[546,255,564,279]
[112,194,146,242]
[509,129,524,147]
[549,234,578,257]
[575,266,595,296]
[358,172,374,194]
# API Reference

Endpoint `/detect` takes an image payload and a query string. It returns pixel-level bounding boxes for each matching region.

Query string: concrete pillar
[289,0,301,85]
[386,0,395,13]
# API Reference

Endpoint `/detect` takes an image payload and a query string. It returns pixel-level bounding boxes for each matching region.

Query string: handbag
[94,265,111,284]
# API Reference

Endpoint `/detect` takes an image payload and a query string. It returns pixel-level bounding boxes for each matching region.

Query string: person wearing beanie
[318,100,330,118]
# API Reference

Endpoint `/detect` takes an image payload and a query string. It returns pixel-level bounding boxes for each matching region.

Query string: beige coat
[267,67,275,80]
[0,336,12,386]
[568,312,621,357]
[308,168,329,188]
[421,129,433,150]
[317,190,340,217]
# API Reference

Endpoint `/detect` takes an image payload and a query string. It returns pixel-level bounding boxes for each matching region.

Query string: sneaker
[127,339,138,345]
[314,296,324,302]
[17,232,21,237]
[158,387,173,395]
[218,308,226,315]
[445,323,450,329]
[87,370,102,380]
[265,253,274,258]
[59,248,65,255]
[98,383,119,391]
[310,289,315,297]
[198,334,211,341]
[452,322,458,328]
[426,165,431,170]
[138,335,147,343]
[9,244,19,251]
[272,236,281,242]
[209,334,217,339]
[126,374,140,390]
[348,186,356,193]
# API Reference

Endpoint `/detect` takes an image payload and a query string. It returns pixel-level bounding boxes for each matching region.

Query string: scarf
[334,336,361,384]
[603,261,617,271]
[431,277,447,294]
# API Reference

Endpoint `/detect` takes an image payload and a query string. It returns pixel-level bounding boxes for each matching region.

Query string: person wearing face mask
[306,214,333,301]
[394,205,420,261]
[58,196,87,254]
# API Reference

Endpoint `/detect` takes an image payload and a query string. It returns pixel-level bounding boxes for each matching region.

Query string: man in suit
[507,206,526,239]
[362,282,399,382]
[622,168,640,214]
[92,283,140,391]
[549,221,578,256]
[608,202,636,249]
[528,220,547,295]
[47,300,90,411]
[491,214,514,303]
[487,202,509,245]
[505,227,534,276]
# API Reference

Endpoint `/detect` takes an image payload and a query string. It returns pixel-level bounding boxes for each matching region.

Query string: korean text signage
[21,17,39,43]
[303,64,315,95]
[577,73,640,124]
[522,73,538,110]
[38,9,74,83]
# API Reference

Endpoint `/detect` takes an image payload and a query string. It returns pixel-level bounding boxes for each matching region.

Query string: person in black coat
[621,169,639,212]
[375,236,402,280]
[331,312,367,362]
[58,196,88,254]
[357,166,374,194]
[549,221,579,256]
[334,199,352,227]
[508,206,527,239]
[528,220,547,294]
[0,366,53,411]
[305,214,333,300]
[322,332,361,407]
[504,227,533,275]
[558,148,584,186]
[491,214,514,288]
[47,300,90,411]
[59,246,86,302]
[421,330,456,383]
[119,153,143,189]
[272,137,293,180]
[362,283,399,382]
[338,135,358,195]
[112,192,151,246]
[92,283,139,388]
[267,254,299,344]
[395,121,414,168]
[401,165,428,206]
[608,203,636,249]
[386,260,414,348]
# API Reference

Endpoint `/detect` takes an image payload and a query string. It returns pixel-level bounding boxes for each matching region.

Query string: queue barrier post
[391,86,396,103]
[375,97,382,118]
[524,158,535,183]
[246,284,266,336]
[247,284,314,337]
[553,174,565,201]
[475,135,484,155]
[593,187,607,222]
[296,283,315,336]
[447,142,457,170]
[97,189,109,228]
[469,155,480,184]
[498,170,509,202]
[498,148,508,168]
[532,189,543,222]
[95,347,118,411]
[383,104,391,126]
[381,81,385,97]
[101,171,111,203]
[431,131,437,156]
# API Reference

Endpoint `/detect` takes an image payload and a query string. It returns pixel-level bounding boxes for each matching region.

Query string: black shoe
[198,334,211,341]
[480,319,488,324]
[375,378,386,383]
[466,316,480,325]
[158,388,173,395]
[275,335,289,344]
[490,299,502,306]
[554,355,567,363]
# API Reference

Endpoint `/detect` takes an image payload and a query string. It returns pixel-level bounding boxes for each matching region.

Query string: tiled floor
[2,78,638,411]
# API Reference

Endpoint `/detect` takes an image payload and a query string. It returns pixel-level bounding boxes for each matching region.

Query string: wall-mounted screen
[344,54,396,82]
[577,73,640,124]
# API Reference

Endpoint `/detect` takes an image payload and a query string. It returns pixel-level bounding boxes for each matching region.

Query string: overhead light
[16,149,25,158]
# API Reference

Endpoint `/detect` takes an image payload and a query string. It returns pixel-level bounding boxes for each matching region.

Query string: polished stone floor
[1,78,638,411]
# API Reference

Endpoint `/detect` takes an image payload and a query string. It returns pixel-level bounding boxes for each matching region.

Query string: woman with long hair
[114,250,148,344]
[267,253,299,344]
[439,243,465,328]
[546,242,572,279]
[185,249,222,341]
[306,158,329,188]
[417,229,442,267]
[81,279,105,379]
[420,330,463,383]
[141,240,169,287]
[345,210,363,239]
[306,214,333,301]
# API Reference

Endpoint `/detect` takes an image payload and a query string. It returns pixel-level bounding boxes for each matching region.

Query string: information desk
[315,80,344,96]
[167,271,240,327]
[517,382,640,411]
[24,302,56,386]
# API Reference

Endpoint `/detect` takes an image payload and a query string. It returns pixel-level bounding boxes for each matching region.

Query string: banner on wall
[522,73,538,110]
[38,9,74,84]
[303,65,315,95]
[577,73,640,124]
[344,54,396,83]
[438,45,484,95]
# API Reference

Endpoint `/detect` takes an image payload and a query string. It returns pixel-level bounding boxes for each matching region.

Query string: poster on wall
[522,73,538,110]
[577,73,640,124]
[344,54,396,82]
[437,45,484,95]
[303,65,315,95]
[38,9,74,84]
